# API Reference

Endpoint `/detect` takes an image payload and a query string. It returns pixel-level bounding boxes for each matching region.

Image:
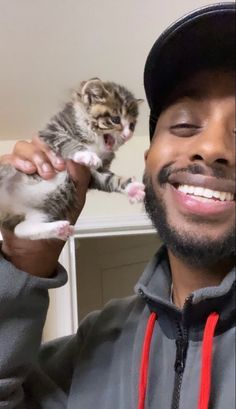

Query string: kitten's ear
[136,98,144,104]
[72,90,81,102]
[81,78,108,105]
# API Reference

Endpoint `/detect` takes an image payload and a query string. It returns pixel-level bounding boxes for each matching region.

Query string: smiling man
[0,3,235,409]
[144,69,235,306]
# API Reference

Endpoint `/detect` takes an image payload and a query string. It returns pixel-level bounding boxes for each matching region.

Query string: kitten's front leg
[69,150,102,169]
[90,170,145,203]
[39,131,102,169]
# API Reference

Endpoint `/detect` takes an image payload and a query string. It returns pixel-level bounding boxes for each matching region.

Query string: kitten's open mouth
[104,134,115,149]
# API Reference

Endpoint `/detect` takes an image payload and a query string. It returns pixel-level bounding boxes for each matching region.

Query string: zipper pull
[174,338,188,375]
[138,288,150,303]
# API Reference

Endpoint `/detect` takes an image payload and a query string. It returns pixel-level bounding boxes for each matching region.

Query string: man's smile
[168,183,235,218]
[164,172,235,218]
[168,172,235,196]
[176,185,234,201]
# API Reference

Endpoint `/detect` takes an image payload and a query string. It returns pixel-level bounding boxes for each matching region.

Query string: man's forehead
[162,69,236,111]
[170,69,235,104]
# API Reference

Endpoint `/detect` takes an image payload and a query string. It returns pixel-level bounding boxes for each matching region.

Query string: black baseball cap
[144,3,236,140]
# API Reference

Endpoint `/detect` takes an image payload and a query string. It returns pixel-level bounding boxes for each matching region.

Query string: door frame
[43,213,154,341]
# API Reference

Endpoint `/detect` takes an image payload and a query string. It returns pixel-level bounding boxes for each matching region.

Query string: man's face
[144,69,235,266]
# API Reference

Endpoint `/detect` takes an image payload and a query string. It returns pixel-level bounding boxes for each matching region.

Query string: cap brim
[144,3,236,139]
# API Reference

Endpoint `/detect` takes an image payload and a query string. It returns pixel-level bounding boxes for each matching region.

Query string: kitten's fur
[0,78,145,240]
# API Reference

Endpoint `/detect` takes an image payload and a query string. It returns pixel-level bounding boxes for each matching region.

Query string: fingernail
[54,157,65,165]
[23,160,35,170]
[42,163,52,173]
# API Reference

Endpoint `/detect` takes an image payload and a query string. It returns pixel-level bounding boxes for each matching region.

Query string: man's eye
[111,116,121,124]
[171,123,199,129]
[170,123,200,136]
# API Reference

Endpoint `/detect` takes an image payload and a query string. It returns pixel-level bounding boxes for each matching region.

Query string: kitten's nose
[122,126,132,141]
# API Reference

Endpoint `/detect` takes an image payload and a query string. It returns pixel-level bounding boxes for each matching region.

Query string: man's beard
[143,169,235,268]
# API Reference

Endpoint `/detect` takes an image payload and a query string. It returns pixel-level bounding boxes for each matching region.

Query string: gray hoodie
[0,246,235,409]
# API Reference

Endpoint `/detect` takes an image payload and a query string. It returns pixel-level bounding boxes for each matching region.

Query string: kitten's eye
[111,116,121,124]
[129,122,135,132]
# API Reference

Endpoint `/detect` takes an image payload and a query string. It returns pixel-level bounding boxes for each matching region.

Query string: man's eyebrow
[172,88,205,102]
[160,87,206,114]
[160,86,205,110]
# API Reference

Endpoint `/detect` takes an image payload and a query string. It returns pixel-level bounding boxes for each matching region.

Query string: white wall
[0,0,228,141]
[0,139,18,155]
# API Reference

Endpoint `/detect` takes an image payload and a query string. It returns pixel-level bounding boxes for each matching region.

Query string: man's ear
[144,148,150,163]
[80,78,109,106]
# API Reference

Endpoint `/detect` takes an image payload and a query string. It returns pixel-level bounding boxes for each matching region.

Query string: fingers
[12,138,66,179]
[12,140,54,178]
[0,152,35,172]
[31,136,65,170]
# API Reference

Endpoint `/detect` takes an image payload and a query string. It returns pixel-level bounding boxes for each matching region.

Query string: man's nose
[189,123,235,167]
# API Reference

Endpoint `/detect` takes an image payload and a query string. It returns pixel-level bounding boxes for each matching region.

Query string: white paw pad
[125,182,145,203]
[55,221,74,241]
[72,151,102,169]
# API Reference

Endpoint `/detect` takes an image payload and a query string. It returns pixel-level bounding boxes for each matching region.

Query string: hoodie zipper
[171,323,188,409]
[138,289,193,409]
[171,296,192,409]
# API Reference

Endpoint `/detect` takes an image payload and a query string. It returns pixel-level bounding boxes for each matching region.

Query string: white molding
[74,213,154,238]
[68,236,79,332]
[43,241,77,341]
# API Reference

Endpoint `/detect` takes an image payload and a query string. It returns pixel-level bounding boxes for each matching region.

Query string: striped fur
[0,79,144,240]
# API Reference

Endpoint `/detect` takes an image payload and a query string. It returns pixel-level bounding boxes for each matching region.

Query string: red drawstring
[137,311,219,409]
[197,312,220,409]
[137,312,157,409]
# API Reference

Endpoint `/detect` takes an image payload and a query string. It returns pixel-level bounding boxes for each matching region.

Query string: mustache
[157,163,234,185]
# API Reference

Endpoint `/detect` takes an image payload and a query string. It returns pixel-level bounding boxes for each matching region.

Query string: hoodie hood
[135,246,236,339]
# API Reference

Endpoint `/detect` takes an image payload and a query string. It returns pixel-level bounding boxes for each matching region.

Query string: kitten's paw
[125,182,145,204]
[72,151,102,169]
[14,220,75,240]
[55,221,75,241]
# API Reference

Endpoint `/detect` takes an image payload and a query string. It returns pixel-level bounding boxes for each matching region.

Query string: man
[0,3,235,409]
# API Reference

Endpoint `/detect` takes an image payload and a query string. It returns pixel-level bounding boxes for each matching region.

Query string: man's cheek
[147,142,178,170]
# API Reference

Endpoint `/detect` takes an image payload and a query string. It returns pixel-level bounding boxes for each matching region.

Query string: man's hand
[0,137,91,277]
[0,136,67,179]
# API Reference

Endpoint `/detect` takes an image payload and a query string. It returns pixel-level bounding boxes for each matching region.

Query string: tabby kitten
[0,78,145,240]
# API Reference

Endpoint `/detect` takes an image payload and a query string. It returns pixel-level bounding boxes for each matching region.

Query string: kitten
[0,78,145,240]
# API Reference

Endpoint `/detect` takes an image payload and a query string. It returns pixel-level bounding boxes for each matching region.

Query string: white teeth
[178,185,188,194]
[194,187,204,196]
[177,184,234,201]
[219,192,227,201]
[188,186,194,194]
[204,188,213,198]
[213,191,221,199]
[226,192,233,201]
